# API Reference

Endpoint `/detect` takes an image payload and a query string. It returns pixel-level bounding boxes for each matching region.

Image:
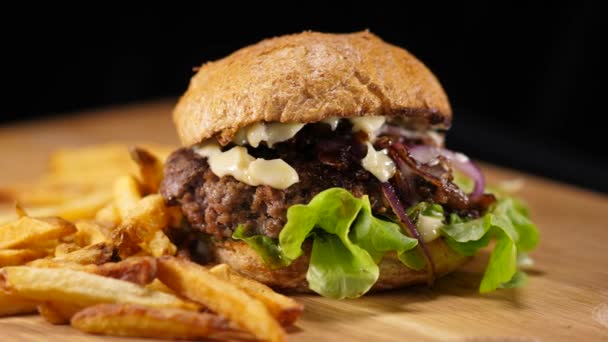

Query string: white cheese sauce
[232,122,304,147]
[210,115,437,187]
[193,142,299,190]
[361,142,395,182]
[349,116,386,138]
[416,215,444,242]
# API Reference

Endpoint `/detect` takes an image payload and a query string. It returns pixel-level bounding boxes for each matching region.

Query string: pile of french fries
[0,144,303,341]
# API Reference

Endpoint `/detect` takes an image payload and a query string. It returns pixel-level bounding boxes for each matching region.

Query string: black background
[2,3,606,192]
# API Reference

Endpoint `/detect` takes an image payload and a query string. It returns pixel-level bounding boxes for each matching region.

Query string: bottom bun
[212,238,469,292]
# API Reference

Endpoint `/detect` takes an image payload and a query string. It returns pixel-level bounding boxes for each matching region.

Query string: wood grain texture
[0,100,607,341]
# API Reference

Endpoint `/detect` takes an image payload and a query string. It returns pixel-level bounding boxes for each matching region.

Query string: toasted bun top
[174,31,452,146]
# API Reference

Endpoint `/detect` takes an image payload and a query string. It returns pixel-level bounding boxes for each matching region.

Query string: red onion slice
[381,182,436,285]
[409,145,485,199]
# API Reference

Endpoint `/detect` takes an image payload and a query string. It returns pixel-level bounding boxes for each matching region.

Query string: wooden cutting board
[0,101,607,341]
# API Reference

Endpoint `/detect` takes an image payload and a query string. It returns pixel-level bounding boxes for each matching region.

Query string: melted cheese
[321,117,341,130]
[233,122,304,147]
[417,215,444,242]
[361,142,396,182]
[193,142,299,189]
[350,116,386,136]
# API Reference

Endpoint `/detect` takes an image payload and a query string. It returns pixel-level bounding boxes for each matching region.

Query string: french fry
[146,230,176,257]
[38,302,83,325]
[27,259,87,269]
[0,292,38,317]
[123,195,169,243]
[38,303,67,325]
[0,216,76,249]
[113,194,171,258]
[27,238,59,251]
[0,249,48,267]
[0,266,197,310]
[21,190,113,221]
[113,176,142,221]
[15,204,27,218]
[49,144,137,175]
[0,210,18,226]
[53,243,80,257]
[94,257,157,286]
[210,264,304,326]
[71,304,232,340]
[145,279,175,295]
[74,220,109,247]
[157,256,285,342]
[130,147,164,194]
[52,242,114,265]
[94,203,121,226]
[10,184,100,207]
[28,256,157,287]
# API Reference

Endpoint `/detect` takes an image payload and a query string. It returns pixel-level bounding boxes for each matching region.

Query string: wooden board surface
[1,101,607,341]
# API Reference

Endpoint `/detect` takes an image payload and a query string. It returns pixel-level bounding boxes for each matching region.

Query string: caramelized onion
[409,145,485,199]
[381,182,436,284]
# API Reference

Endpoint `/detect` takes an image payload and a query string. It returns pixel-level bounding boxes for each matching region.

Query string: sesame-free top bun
[174,31,452,146]
[213,238,468,292]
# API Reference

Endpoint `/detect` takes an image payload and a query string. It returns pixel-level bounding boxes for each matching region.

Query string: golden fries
[74,220,109,247]
[0,143,303,341]
[146,230,177,257]
[114,194,174,258]
[130,147,164,194]
[71,304,232,340]
[93,257,157,286]
[22,190,113,221]
[38,302,83,325]
[145,279,175,295]
[0,249,48,267]
[53,243,80,257]
[0,292,37,317]
[113,175,142,221]
[0,266,196,310]
[123,195,169,242]
[94,203,121,226]
[38,303,68,325]
[52,242,114,265]
[0,216,76,249]
[210,264,304,326]
[49,144,138,174]
[157,256,285,342]
[28,257,157,287]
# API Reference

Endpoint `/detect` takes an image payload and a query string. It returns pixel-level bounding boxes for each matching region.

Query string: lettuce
[232,188,418,299]
[440,197,539,293]
[233,186,539,297]
[307,232,378,299]
[232,225,289,268]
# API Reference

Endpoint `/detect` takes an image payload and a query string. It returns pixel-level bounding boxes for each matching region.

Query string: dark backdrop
[2,3,606,192]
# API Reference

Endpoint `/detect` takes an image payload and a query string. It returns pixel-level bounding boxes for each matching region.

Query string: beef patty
[161,144,386,238]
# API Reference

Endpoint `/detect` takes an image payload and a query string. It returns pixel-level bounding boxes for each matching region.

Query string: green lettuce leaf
[279,188,418,299]
[350,196,418,263]
[498,271,528,289]
[232,225,289,268]
[398,248,427,271]
[307,232,379,299]
[441,215,492,243]
[279,188,363,262]
[478,224,518,293]
[494,198,539,251]
[440,196,539,292]
[443,234,491,257]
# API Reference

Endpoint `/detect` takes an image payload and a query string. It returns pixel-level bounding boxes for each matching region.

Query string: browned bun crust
[174,31,452,146]
[212,238,468,292]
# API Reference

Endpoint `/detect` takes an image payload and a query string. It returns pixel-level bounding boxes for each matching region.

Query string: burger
[161,31,539,299]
